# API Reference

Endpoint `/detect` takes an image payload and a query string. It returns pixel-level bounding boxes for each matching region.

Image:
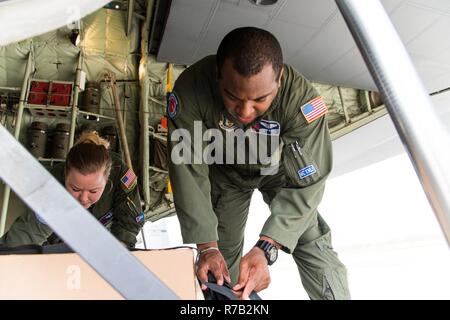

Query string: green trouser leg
[210,167,350,299]
[292,213,350,300]
[210,167,254,284]
[259,173,350,300]
[211,190,253,284]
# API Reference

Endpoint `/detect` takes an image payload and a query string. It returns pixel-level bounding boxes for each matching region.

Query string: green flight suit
[168,55,350,300]
[0,152,143,248]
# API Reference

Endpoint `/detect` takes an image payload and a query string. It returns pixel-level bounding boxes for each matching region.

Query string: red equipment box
[27,79,73,107]
[28,92,47,105]
[30,80,49,93]
[48,94,71,106]
[50,83,72,95]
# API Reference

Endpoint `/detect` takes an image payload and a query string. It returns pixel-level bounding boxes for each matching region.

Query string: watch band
[255,239,278,265]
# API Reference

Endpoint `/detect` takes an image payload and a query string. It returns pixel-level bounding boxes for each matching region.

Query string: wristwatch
[255,240,278,265]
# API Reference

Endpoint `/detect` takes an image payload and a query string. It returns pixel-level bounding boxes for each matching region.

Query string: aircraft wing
[156,0,450,94]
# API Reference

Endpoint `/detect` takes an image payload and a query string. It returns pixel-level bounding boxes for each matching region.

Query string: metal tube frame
[69,51,84,148]
[336,0,450,246]
[109,73,133,169]
[364,90,373,113]
[0,86,21,92]
[0,52,33,235]
[126,0,135,37]
[337,86,351,124]
[139,0,154,211]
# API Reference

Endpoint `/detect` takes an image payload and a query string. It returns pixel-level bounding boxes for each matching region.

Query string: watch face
[256,240,278,265]
[268,246,278,264]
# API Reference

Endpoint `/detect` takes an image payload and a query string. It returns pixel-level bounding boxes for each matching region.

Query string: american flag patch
[301,96,328,123]
[121,168,137,190]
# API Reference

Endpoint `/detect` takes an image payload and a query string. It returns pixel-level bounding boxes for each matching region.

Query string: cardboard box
[0,248,203,300]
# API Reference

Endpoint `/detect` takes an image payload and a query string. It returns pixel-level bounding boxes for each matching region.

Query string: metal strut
[336,0,450,246]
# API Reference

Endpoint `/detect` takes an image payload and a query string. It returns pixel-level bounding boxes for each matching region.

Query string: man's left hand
[232,247,270,299]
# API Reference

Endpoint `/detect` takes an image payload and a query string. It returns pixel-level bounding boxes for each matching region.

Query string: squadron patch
[219,114,238,131]
[121,168,137,190]
[301,96,328,123]
[251,119,280,136]
[167,92,179,120]
[298,165,317,179]
[99,211,113,226]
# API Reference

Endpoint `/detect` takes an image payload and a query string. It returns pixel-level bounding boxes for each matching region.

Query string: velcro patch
[298,165,317,179]
[251,119,280,135]
[99,211,113,226]
[121,168,137,190]
[135,212,145,224]
[301,96,328,123]
[167,92,179,120]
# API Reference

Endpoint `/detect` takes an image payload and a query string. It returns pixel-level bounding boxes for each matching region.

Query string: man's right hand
[196,242,231,290]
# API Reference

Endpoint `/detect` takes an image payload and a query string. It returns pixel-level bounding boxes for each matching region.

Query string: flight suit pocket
[283,140,321,187]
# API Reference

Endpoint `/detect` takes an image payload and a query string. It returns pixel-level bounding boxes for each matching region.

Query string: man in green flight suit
[0,131,144,248]
[168,27,350,299]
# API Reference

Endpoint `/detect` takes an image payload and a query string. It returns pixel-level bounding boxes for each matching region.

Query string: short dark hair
[216,27,283,79]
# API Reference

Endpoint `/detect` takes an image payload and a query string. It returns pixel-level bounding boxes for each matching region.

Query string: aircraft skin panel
[287,12,356,80]
[390,2,440,45]
[275,0,338,29]
[158,0,450,93]
[266,19,318,61]
[313,48,367,86]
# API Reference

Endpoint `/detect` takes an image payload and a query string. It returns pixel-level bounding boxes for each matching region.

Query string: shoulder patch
[121,168,137,190]
[167,92,179,120]
[301,96,328,123]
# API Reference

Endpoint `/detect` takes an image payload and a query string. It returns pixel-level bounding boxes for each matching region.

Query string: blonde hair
[65,131,112,178]
[74,131,110,149]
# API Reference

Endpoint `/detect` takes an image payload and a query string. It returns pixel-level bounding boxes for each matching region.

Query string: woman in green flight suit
[0,131,144,248]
